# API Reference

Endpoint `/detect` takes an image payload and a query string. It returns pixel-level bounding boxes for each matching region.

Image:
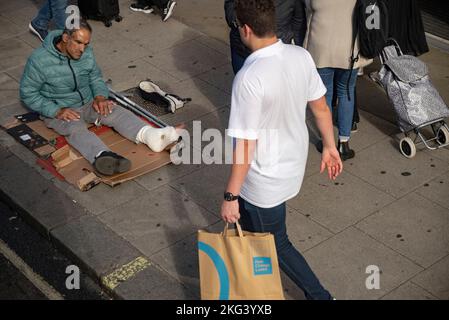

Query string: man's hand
[320,146,343,180]
[56,108,80,122]
[220,200,240,224]
[92,96,115,116]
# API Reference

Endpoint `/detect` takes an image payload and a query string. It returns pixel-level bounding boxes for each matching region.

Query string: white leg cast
[136,126,179,152]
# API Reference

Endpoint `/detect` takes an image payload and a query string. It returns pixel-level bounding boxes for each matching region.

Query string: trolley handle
[380,38,404,65]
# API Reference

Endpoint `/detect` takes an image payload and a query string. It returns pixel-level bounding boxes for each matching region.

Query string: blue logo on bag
[253,257,273,275]
[198,242,230,300]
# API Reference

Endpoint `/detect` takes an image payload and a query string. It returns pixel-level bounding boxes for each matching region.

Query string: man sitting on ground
[20,19,180,176]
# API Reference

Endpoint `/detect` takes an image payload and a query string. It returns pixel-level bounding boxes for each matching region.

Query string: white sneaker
[357,67,364,76]
[130,3,154,14]
[162,0,176,22]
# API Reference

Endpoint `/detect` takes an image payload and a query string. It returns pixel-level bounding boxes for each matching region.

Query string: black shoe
[130,3,154,13]
[162,0,176,21]
[94,151,131,176]
[338,140,355,161]
[351,122,358,133]
[29,22,48,42]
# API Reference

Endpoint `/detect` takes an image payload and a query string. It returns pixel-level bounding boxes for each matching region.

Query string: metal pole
[109,88,168,128]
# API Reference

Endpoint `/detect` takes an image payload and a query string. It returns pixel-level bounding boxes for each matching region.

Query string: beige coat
[304,0,372,69]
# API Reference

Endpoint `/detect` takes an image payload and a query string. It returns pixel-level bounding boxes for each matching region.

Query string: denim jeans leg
[50,0,69,30]
[32,0,52,30]
[238,198,332,300]
[317,68,335,114]
[335,68,358,139]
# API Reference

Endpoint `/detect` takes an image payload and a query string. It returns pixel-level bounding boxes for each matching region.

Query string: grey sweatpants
[44,103,147,163]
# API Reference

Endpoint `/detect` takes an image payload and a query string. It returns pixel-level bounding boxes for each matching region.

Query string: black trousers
[137,0,169,9]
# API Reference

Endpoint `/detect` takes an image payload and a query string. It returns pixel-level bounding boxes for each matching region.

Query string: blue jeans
[238,198,332,300]
[32,0,68,31]
[317,68,358,140]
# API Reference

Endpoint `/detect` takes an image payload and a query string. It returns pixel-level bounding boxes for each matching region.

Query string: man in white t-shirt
[220,0,342,300]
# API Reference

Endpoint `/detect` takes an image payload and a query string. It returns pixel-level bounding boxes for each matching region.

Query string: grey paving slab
[356,193,449,268]
[412,255,449,300]
[0,147,87,234]
[102,57,179,92]
[99,185,219,257]
[144,39,228,82]
[0,37,34,72]
[89,33,150,71]
[304,143,324,178]
[421,48,449,104]
[345,138,449,198]
[0,73,20,108]
[185,106,230,134]
[0,16,24,41]
[196,63,234,95]
[416,171,449,210]
[381,281,438,300]
[51,214,143,278]
[0,0,35,14]
[195,35,232,58]
[280,271,307,300]
[7,143,55,181]
[424,146,449,164]
[17,29,42,49]
[0,129,16,149]
[357,75,397,124]
[173,0,229,46]
[350,111,399,152]
[149,222,223,293]
[159,78,230,125]
[114,264,197,300]
[0,102,28,127]
[169,164,231,215]
[184,107,232,163]
[5,65,25,82]
[115,7,201,54]
[0,4,38,30]
[287,171,395,233]
[53,178,149,216]
[286,206,334,252]
[135,162,203,192]
[303,227,423,300]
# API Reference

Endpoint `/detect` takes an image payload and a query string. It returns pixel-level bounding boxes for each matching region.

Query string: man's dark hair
[234,0,276,38]
[63,17,92,36]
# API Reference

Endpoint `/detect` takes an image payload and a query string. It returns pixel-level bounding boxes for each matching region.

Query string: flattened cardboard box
[4,118,172,191]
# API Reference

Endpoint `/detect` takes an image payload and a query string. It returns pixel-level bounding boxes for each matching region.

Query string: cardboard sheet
[4,117,172,191]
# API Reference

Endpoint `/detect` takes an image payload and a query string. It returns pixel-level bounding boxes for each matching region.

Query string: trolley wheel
[436,126,449,145]
[399,137,416,159]
[104,19,112,27]
[115,15,123,22]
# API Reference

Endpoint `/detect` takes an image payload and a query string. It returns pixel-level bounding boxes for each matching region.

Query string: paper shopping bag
[198,222,284,300]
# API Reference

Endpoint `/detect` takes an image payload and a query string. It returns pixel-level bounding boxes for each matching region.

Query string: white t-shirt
[227,40,326,208]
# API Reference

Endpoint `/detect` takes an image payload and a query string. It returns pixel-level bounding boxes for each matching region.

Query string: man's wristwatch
[224,192,239,202]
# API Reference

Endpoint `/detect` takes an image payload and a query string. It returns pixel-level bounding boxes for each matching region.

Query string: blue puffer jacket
[20,30,109,118]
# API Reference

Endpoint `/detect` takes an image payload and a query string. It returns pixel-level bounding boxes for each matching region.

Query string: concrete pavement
[0,0,448,300]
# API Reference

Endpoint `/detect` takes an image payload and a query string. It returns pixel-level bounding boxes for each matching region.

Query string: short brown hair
[234,0,276,38]
[63,17,92,36]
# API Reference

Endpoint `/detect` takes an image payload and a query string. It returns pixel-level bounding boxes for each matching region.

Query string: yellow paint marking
[101,256,150,290]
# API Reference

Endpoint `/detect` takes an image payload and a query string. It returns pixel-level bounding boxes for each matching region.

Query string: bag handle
[223,221,244,238]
